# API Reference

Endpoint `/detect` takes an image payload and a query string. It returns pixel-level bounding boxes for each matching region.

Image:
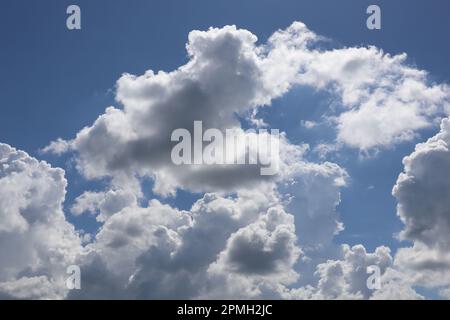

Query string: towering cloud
[392,117,450,292]
[0,144,82,299]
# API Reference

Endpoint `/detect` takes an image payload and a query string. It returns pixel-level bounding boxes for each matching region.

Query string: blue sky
[1,0,450,299]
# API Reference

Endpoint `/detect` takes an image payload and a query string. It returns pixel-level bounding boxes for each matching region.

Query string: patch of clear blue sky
[0,0,449,250]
